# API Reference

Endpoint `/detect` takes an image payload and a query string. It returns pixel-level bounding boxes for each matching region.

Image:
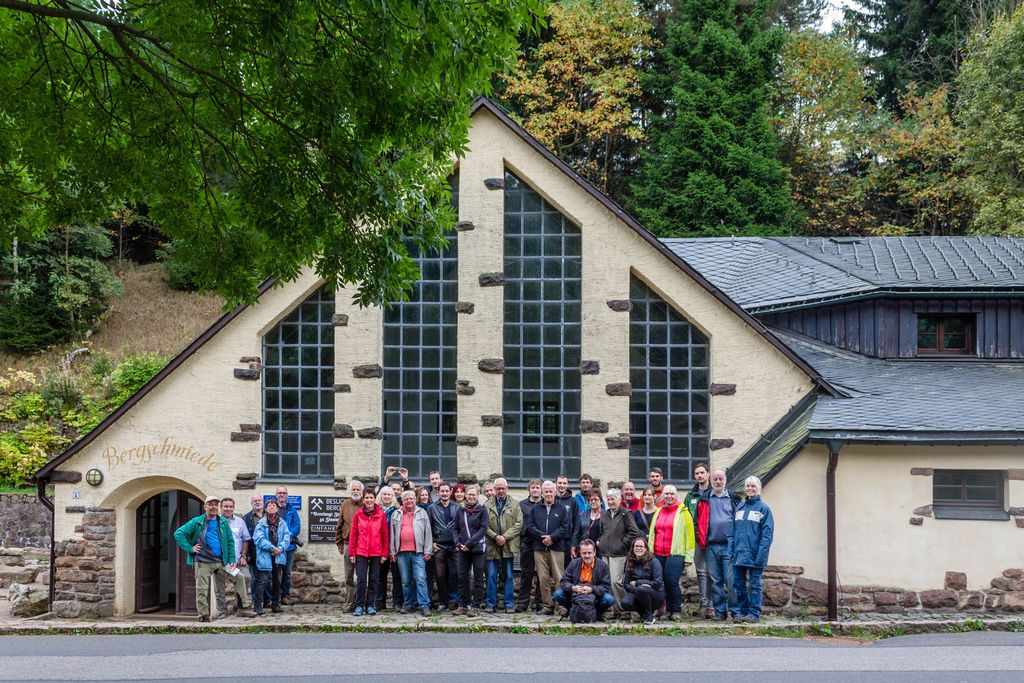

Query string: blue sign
[263,494,302,510]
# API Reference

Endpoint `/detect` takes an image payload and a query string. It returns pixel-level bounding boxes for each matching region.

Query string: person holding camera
[382,466,416,492]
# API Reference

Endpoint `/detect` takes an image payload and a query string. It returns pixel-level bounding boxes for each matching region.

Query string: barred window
[262,286,335,478]
[502,172,582,480]
[381,176,459,479]
[628,277,710,482]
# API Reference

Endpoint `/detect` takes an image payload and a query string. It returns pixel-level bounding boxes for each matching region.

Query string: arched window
[502,172,582,480]
[628,277,709,481]
[262,286,335,478]
[381,176,459,479]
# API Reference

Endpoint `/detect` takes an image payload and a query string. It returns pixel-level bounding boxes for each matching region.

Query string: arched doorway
[135,490,201,614]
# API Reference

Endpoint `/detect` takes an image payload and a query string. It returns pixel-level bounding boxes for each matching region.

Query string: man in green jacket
[173,495,255,621]
[484,478,523,613]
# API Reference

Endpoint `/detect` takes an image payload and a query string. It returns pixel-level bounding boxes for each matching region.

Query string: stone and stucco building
[35,99,1024,619]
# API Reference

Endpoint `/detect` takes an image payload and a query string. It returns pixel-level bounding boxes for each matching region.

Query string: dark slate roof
[663,237,1024,312]
[773,329,1024,442]
[725,392,816,489]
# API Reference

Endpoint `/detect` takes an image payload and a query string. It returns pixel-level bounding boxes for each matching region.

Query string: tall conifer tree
[631,0,798,237]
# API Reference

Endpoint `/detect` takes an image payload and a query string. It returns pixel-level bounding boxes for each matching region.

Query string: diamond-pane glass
[262,286,335,478]
[502,172,582,480]
[381,176,459,479]
[628,277,710,482]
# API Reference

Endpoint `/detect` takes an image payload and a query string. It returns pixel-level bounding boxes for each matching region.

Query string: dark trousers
[253,564,282,611]
[433,544,459,606]
[425,555,437,605]
[375,557,403,610]
[354,556,381,610]
[457,550,485,608]
[281,548,296,596]
[517,546,542,609]
[621,586,665,619]
[655,554,685,614]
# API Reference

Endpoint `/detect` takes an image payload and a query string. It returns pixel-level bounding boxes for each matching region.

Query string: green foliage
[41,371,83,414]
[957,3,1024,235]
[846,0,966,113]
[0,223,123,354]
[0,391,45,423]
[156,240,201,292]
[0,422,67,487]
[631,0,799,237]
[108,353,168,407]
[0,0,546,308]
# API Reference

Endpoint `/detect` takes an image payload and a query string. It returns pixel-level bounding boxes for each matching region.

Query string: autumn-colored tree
[775,31,878,235]
[503,0,654,197]
[860,85,974,235]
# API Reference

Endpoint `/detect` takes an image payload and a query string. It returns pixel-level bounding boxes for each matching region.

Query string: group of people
[332,464,775,624]
[173,486,301,620]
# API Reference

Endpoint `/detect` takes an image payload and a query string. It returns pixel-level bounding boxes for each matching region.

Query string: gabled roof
[774,329,1024,443]
[663,236,1024,312]
[471,98,832,394]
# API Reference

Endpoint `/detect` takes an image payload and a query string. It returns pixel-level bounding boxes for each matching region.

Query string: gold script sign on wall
[104,437,222,472]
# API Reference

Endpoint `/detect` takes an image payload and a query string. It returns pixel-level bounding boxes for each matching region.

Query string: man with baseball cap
[173,494,256,621]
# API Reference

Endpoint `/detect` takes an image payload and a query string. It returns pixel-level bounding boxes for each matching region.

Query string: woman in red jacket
[348,487,389,616]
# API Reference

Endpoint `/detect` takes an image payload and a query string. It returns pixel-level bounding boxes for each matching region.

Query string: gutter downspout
[825,440,843,622]
[35,476,55,612]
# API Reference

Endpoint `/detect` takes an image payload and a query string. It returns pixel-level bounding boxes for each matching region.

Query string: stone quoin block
[230,432,260,442]
[483,178,505,190]
[605,435,631,449]
[331,314,349,327]
[709,383,737,396]
[333,384,351,393]
[456,380,476,396]
[580,420,609,434]
[455,435,479,447]
[605,383,632,397]
[236,472,259,481]
[239,356,261,364]
[478,358,505,374]
[239,424,261,433]
[352,364,383,379]
[357,427,383,440]
[909,517,923,526]
[332,424,355,439]
[579,360,600,375]
[910,467,934,476]
[233,368,260,380]
[710,439,734,451]
[478,272,506,287]
[456,221,475,232]
[944,571,967,591]
[454,302,475,314]
[481,415,506,428]
[606,300,632,312]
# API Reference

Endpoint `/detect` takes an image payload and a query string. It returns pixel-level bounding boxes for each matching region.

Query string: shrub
[41,371,83,414]
[0,423,67,487]
[157,240,201,291]
[108,353,168,407]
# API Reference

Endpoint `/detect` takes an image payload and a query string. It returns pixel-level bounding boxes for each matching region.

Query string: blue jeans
[396,552,430,609]
[553,588,616,615]
[705,543,735,617]
[733,565,764,619]
[486,557,515,609]
[655,555,685,614]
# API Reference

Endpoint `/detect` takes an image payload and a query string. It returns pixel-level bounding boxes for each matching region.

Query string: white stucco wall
[767,443,1024,591]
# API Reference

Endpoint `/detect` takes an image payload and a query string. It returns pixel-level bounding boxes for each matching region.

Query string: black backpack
[569,593,598,624]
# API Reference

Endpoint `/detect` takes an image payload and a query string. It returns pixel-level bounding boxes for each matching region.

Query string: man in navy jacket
[526,481,572,614]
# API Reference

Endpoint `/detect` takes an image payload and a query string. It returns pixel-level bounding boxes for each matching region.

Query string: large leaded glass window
[502,172,582,480]
[628,277,710,482]
[381,177,459,479]
[262,286,335,478]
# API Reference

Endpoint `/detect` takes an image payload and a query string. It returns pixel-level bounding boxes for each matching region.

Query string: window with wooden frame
[932,470,1008,520]
[916,315,974,356]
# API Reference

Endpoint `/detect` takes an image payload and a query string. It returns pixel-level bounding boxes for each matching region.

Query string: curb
[1,616,1022,638]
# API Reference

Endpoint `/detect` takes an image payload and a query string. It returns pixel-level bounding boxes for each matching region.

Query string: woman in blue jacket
[731,476,774,623]
[253,499,292,615]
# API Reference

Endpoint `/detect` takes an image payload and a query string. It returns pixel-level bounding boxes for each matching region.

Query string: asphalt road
[1,632,1022,682]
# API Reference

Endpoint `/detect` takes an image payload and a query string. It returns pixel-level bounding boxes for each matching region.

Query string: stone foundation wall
[727,565,1024,615]
[51,507,116,618]
[0,494,51,548]
[284,552,342,604]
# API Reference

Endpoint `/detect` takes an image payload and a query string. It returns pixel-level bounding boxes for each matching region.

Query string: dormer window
[916,315,974,356]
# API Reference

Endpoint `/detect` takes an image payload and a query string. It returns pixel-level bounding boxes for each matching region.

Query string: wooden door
[174,491,202,615]
[135,494,161,612]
